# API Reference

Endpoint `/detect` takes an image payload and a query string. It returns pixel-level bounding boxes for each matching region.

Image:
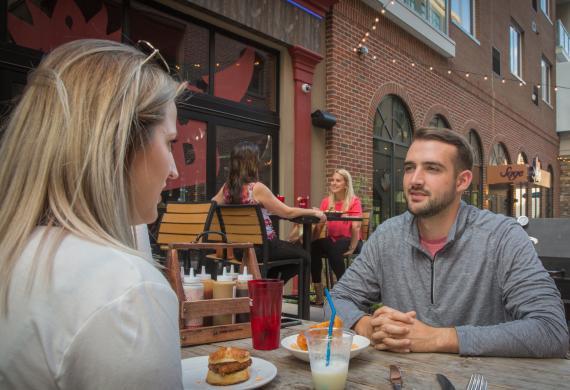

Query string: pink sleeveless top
[222,182,276,240]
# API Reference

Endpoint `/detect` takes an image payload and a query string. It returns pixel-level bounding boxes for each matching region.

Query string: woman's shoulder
[26,227,168,288]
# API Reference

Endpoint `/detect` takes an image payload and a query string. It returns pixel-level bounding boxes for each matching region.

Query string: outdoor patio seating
[209,203,307,319]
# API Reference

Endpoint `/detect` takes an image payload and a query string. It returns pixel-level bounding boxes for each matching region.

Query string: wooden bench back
[213,205,265,245]
[157,202,219,246]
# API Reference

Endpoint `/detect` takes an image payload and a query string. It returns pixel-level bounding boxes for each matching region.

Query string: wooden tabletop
[180,323,570,389]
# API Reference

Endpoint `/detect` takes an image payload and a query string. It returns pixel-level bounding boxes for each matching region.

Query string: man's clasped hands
[354,306,459,354]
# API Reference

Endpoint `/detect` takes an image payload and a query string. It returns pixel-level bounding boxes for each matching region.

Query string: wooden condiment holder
[165,242,260,347]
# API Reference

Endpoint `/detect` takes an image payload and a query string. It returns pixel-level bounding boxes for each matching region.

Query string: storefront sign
[533,169,551,188]
[487,164,528,184]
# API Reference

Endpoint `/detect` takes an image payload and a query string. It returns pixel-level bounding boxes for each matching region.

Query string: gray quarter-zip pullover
[327,202,569,357]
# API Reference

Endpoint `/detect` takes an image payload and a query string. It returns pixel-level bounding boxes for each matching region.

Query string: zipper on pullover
[430,258,435,304]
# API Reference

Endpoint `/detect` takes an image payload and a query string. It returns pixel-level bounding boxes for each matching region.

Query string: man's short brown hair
[412,127,474,173]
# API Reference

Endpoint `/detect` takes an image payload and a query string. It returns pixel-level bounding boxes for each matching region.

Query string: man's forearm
[456,319,569,357]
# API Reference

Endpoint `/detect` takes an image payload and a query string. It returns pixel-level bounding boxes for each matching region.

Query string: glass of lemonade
[306,328,354,390]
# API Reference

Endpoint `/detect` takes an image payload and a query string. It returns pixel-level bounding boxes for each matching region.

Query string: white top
[0,227,183,389]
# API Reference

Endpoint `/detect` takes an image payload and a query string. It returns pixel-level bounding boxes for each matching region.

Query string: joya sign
[487,164,528,185]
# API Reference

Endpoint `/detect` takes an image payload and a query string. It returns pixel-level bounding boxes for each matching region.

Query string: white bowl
[281,333,370,362]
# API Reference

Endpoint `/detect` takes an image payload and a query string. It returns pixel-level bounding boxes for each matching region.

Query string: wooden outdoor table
[181,322,570,389]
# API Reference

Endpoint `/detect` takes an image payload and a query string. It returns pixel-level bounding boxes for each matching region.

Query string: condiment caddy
[164,242,260,347]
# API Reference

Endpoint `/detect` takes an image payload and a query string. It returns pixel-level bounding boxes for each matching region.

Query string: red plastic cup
[277,195,285,203]
[248,279,283,350]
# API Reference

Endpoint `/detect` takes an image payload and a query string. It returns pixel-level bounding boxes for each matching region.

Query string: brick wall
[325,0,560,215]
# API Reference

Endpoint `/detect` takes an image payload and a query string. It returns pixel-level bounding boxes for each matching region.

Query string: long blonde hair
[0,39,183,312]
[327,169,356,212]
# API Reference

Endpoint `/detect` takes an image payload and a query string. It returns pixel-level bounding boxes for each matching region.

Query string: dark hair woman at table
[213,141,325,282]
[0,39,185,389]
[311,169,362,305]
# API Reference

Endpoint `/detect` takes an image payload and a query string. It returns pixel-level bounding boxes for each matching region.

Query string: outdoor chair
[323,211,372,289]
[157,202,234,273]
[209,203,307,319]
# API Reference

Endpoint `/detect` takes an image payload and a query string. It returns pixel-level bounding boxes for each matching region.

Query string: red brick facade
[325,0,560,216]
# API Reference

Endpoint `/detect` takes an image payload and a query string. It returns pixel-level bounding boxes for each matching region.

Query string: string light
[348,3,569,92]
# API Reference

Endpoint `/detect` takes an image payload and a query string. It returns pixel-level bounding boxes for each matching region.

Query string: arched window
[429,114,450,129]
[488,143,512,216]
[515,152,528,218]
[462,130,483,208]
[545,165,554,217]
[373,95,413,227]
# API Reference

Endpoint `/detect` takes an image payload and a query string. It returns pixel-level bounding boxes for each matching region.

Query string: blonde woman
[0,40,185,389]
[311,169,362,305]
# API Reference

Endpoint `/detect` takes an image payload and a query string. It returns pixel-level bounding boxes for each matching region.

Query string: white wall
[557,61,570,133]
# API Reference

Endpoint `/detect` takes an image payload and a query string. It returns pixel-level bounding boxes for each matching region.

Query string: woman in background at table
[0,39,185,389]
[311,169,362,305]
[213,141,325,283]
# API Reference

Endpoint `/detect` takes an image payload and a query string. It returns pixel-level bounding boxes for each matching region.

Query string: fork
[466,373,488,390]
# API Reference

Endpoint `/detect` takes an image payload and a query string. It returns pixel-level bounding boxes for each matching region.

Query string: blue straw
[324,288,336,367]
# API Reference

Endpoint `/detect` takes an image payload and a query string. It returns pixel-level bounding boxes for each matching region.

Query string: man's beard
[405,185,456,218]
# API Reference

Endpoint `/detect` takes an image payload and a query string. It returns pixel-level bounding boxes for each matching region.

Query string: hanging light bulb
[447,70,452,74]
[519,82,523,87]
[373,55,377,60]
[465,73,470,77]
[501,78,506,83]
[375,17,380,22]
[365,32,370,37]
[429,66,433,71]
[381,8,386,14]
[555,86,559,91]
[537,84,541,89]
[392,59,397,63]
[411,62,416,67]
[483,76,488,80]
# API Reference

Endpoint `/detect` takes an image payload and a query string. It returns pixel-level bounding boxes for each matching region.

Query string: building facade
[326,0,559,227]
[556,0,570,217]
[0,0,561,228]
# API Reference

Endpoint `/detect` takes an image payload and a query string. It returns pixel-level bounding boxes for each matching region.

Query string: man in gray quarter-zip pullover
[327,128,568,357]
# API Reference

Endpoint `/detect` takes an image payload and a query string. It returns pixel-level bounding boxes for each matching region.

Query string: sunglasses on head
[137,40,170,74]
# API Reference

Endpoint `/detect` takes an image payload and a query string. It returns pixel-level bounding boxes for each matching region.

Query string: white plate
[281,333,370,362]
[182,356,277,389]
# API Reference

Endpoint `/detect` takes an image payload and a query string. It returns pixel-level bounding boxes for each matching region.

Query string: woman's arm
[344,197,363,255]
[344,222,361,255]
[252,183,325,222]
[212,185,225,204]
